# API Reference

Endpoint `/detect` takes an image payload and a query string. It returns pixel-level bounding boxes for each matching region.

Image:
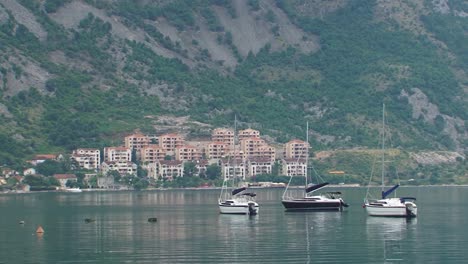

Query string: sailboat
[218,118,259,215]
[364,103,417,217]
[281,122,348,211]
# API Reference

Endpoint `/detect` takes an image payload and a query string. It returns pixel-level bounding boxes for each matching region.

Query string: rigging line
[365,153,379,201]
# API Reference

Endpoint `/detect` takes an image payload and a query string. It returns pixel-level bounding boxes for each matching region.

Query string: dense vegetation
[0,0,465,183]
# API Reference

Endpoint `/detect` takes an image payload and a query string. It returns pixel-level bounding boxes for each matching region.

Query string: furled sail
[305,182,329,193]
[232,187,247,196]
[382,184,399,199]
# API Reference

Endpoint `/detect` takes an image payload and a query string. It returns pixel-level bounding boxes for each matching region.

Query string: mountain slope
[0,0,466,168]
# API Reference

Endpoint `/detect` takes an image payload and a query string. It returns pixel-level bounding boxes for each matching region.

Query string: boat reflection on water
[366,217,417,262]
[284,211,344,264]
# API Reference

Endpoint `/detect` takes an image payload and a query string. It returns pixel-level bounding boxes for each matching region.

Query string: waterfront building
[72,148,101,170]
[103,147,132,162]
[222,158,246,180]
[281,158,307,177]
[247,158,274,177]
[155,160,184,181]
[101,161,137,176]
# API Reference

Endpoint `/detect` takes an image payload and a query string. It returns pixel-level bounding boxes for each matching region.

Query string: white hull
[219,198,259,215]
[365,198,417,217]
[64,188,82,193]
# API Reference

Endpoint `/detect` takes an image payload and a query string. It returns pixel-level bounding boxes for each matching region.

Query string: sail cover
[305,182,329,193]
[382,184,400,199]
[232,187,247,196]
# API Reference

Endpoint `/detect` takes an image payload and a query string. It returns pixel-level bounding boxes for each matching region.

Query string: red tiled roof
[34,154,57,160]
[53,174,77,179]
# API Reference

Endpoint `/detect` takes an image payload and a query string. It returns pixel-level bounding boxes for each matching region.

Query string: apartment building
[240,137,276,161]
[222,158,246,180]
[238,128,260,140]
[281,158,307,177]
[72,148,100,170]
[284,139,309,160]
[155,160,184,181]
[247,158,274,177]
[158,133,184,153]
[175,145,202,161]
[211,128,234,147]
[206,141,228,159]
[140,144,166,163]
[124,133,150,151]
[101,161,137,176]
[103,147,132,162]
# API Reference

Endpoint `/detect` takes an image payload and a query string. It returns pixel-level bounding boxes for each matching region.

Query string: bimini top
[232,187,247,196]
[305,182,329,193]
[400,197,417,202]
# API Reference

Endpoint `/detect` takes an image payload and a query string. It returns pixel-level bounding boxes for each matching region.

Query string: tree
[36,160,66,176]
[137,165,148,178]
[23,175,45,186]
[183,161,196,177]
[206,164,221,180]
[133,178,149,190]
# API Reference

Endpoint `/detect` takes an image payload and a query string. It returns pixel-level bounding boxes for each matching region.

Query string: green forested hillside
[0,0,466,170]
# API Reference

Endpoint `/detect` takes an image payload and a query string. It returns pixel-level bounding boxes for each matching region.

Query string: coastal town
[0,127,313,192]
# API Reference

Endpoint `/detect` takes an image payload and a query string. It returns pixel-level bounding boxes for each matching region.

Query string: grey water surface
[1,186,467,263]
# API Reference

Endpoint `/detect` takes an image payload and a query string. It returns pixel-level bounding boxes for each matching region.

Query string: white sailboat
[218,118,259,215]
[364,104,417,217]
[281,122,348,211]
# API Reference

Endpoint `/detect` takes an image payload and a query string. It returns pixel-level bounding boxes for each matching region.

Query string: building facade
[124,133,150,151]
[101,161,137,176]
[72,148,101,170]
[211,128,234,147]
[175,145,202,161]
[158,133,185,153]
[284,139,309,160]
[104,147,132,162]
[238,128,260,140]
[140,144,166,163]
[281,158,307,177]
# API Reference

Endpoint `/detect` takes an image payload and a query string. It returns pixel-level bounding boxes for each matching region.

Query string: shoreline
[3,184,468,195]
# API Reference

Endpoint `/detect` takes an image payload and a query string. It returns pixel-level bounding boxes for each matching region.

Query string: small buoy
[148,217,157,223]
[19,221,25,225]
[36,226,44,233]
[84,218,95,223]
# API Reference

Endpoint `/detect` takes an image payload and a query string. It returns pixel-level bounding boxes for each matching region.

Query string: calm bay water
[1,186,468,263]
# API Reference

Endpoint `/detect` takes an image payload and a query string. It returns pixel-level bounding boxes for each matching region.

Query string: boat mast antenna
[381,103,385,194]
[305,121,309,191]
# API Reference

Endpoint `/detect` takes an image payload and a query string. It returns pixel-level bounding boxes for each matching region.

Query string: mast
[233,115,237,184]
[305,122,309,194]
[381,103,385,194]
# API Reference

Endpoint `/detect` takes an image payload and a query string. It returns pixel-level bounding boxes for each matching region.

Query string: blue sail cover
[382,184,400,199]
[232,187,247,196]
[305,182,329,193]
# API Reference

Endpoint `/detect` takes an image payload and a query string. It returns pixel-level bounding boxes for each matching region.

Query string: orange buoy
[36,226,44,234]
